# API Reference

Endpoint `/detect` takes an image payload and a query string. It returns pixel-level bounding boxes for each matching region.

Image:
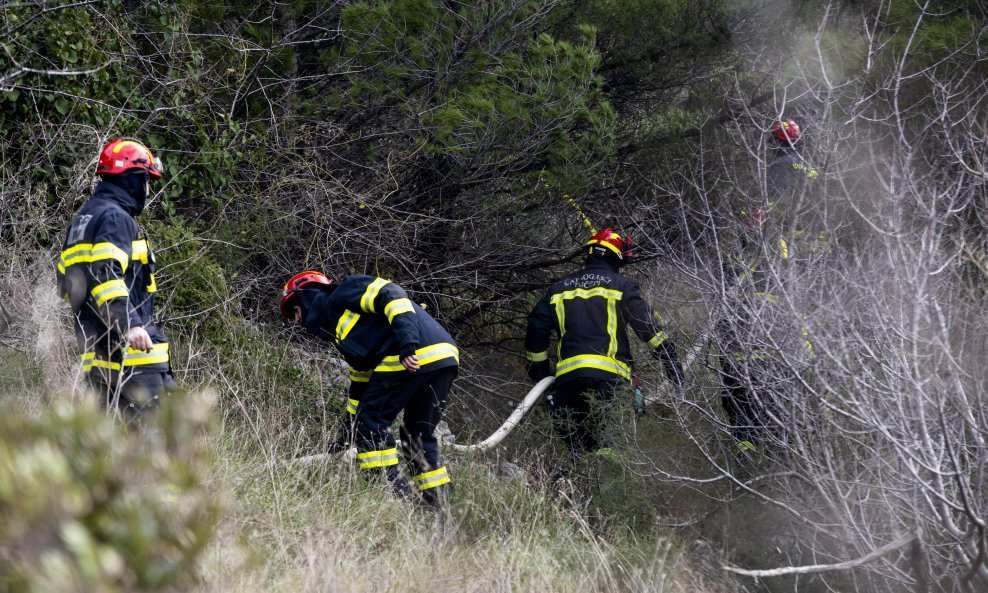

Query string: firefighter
[56,138,176,418]
[280,271,458,506]
[525,229,684,459]
[715,120,822,462]
[767,118,818,194]
[717,208,792,461]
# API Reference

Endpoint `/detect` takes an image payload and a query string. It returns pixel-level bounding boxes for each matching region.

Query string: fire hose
[447,376,555,453]
[287,333,708,468]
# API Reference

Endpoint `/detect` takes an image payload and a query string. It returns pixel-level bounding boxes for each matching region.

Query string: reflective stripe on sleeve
[373,342,459,373]
[357,447,399,469]
[59,242,129,273]
[384,298,414,322]
[346,398,359,415]
[131,239,149,264]
[359,278,390,313]
[526,350,548,362]
[555,354,630,380]
[412,466,451,491]
[647,331,668,349]
[91,279,129,305]
[349,369,372,383]
[335,310,360,342]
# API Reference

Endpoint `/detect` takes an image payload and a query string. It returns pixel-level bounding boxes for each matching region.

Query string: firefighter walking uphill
[280,271,458,507]
[525,229,684,459]
[57,138,177,418]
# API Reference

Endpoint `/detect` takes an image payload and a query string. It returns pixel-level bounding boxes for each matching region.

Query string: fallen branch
[722,532,919,578]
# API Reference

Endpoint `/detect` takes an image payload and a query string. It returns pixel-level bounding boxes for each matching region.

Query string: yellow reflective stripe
[81,353,120,372]
[359,278,389,313]
[526,350,548,362]
[606,298,618,359]
[735,440,757,454]
[346,398,359,415]
[588,237,622,255]
[131,239,149,264]
[556,354,630,380]
[357,447,399,469]
[90,243,129,269]
[60,242,130,272]
[374,342,459,373]
[413,466,451,490]
[802,327,815,357]
[753,291,779,304]
[91,279,129,305]
[647,330,668,349]
[384,298,414,322]
[549,287,623,304]
[146,273,157,293]
[554,296,566,339]
[779,238,790,259]
[57,261,65,274]
[349,368,372,383]
[122,343,169,367]
[335,310,360,342]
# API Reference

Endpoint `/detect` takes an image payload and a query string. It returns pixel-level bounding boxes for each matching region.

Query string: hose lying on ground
[287,334,709,467]
[447,376,555,453]
[286,376,555,467]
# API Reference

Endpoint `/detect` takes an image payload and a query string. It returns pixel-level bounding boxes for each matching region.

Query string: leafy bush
[0,392,221,593]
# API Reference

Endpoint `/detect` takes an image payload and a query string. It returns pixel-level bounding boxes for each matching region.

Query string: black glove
[654,342,684,386]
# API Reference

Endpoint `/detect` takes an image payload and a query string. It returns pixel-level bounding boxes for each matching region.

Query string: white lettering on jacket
[564,274,613,289]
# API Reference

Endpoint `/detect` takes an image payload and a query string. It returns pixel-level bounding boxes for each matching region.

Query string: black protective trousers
[719,357,783,450]
[551,377,619,458]
[355,366,457,494]
[87,368,178,419]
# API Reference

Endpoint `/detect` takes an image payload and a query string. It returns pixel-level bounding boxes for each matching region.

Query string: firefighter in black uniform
[525,229,684,458]
[280,271,458,505]
[767,118,818,194]
[718,118,820,461]
[57,138,176,417]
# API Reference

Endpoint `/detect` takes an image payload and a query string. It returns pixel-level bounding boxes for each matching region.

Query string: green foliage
[336,0,615,173]
[0,393,221,593]
[146,218,232,330]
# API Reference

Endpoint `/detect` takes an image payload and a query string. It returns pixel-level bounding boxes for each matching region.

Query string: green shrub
[0,392,222,593]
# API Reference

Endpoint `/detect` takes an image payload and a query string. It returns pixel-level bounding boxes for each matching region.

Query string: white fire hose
[287,335,707,468]
[286,376,554,467]
[447,376,555,453]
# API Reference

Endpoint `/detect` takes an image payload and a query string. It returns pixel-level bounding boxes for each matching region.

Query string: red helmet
[96,138,164,179]
[771,119,801,144]
[586,228,633,261]
[280,270,333,319]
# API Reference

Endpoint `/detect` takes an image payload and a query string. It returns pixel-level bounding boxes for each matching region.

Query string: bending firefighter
[280,271,458,506]
[525,229,684,458]
[57,138,176,417]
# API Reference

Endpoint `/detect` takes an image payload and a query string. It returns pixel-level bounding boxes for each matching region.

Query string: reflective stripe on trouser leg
[347,398,359,415]
[357,447,399,469]
[412,466,451,491]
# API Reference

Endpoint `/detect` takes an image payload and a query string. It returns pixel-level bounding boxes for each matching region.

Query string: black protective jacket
[767,149,818,198]
[56,179,169,373]
[525,257,682,386]
[299,275,458,400]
